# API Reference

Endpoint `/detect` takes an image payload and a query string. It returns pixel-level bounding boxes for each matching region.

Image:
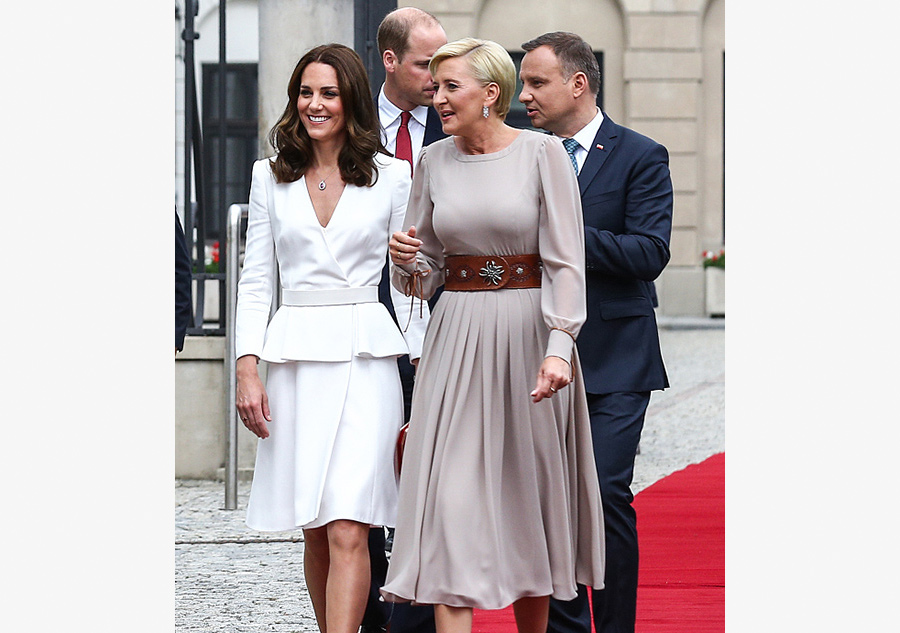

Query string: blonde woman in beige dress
[381,39,605,633]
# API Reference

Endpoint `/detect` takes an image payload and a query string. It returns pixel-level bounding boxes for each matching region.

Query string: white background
[2,2,899,631]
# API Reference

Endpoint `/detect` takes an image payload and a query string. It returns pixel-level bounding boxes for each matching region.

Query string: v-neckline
[303,175,348,229]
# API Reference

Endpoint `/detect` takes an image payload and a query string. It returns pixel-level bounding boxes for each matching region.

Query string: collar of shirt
[558,107,604,173]
[378,85,428,154]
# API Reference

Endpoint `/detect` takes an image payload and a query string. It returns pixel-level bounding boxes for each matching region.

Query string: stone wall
[176,336,260,479]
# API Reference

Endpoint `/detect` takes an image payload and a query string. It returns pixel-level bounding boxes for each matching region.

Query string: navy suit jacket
[422,107,446,148]
[575,113,672,395]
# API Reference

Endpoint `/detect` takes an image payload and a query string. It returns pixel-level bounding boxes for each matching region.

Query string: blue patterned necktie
[562,137,580,175]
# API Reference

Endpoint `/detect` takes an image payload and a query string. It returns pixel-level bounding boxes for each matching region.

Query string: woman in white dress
[234,44,428,633]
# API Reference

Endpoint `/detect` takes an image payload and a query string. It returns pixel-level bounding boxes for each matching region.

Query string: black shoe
[360,626,388,633]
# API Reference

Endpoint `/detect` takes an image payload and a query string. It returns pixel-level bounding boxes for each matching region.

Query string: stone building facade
[175,0,724,319]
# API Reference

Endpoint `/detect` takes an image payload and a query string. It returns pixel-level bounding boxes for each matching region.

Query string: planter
[192,279,223,323]
[705,267,725,317]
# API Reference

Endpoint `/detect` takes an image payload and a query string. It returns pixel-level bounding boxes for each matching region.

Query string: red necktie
[396,111,413,176]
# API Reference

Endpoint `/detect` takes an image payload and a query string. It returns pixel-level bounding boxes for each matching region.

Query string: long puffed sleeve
[235,159,277,359]
[385,160,430,359]
[390,148,445,301]
[536,137,588,362]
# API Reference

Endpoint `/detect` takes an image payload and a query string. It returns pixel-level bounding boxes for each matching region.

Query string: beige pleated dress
[381,130,605,610]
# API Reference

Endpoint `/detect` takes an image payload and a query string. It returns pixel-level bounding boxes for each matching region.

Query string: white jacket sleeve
[235,159,277,359]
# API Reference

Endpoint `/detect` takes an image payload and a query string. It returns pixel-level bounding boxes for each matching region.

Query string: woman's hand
[531,356,572,403]
[236,355,271,439]
[390,225,422,267]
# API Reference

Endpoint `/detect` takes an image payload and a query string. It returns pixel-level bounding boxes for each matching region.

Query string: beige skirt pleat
[381,288,605,610]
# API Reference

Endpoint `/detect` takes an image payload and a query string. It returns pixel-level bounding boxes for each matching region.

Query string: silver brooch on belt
[479,260,505,285]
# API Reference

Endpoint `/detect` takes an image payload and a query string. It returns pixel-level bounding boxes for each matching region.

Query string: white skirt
[246,355,404,532]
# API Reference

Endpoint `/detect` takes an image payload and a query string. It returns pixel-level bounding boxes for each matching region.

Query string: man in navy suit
[363,8,446,633]
[520,32,673,633]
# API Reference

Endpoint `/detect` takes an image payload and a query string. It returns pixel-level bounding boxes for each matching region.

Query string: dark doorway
[201,62,258,237]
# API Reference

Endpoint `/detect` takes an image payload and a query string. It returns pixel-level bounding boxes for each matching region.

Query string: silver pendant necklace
[314,165,340,191]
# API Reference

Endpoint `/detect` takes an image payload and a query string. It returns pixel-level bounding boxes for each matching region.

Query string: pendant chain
[312,164,340,191]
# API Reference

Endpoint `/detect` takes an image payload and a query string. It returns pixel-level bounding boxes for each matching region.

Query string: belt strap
[281,286,379,306]
[444,254,542,291]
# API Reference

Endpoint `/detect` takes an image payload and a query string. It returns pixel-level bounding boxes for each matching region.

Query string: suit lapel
[578,113,618,195]
[424,107,447,146]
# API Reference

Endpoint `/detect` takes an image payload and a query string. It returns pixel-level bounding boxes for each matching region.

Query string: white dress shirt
[558,107,604,174]
[378,85,429,164]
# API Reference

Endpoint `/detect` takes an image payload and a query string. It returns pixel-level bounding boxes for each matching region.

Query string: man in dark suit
[175,211,192,354]
[519,32,673,633]
[362,8,447,633]
[375,5,447,418]
[376,7,447,166]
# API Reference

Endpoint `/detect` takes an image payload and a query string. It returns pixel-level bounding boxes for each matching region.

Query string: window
[201,63,258,236]
[505,51,604,130]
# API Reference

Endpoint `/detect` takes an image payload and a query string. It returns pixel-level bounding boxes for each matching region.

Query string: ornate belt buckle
[479,257,510,288]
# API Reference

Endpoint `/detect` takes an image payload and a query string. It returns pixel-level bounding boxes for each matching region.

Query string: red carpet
[471,453,725,632]
[633,452,724,632]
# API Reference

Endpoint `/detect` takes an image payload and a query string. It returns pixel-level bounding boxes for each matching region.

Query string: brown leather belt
[444,254,542,291]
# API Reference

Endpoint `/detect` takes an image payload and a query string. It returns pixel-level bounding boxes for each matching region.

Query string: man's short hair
[377,7,442,60]
[521,31,601,96]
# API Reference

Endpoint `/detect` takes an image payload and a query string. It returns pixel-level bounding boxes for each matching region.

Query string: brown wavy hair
[268,44,387,186]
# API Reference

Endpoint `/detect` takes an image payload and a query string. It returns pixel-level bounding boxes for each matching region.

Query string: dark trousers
[363,528,392,628]
[365,527,436,633]
[548,391,651,633]
[362,353,436,633]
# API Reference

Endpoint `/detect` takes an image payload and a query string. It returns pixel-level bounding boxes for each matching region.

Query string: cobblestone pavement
[175,322,725,632]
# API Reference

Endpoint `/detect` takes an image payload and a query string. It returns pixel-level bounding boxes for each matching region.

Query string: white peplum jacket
[235,154,428,364]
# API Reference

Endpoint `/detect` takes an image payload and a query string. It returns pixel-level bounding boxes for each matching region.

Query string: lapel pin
[596,144,604,150]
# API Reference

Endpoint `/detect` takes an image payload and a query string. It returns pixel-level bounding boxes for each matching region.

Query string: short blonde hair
[429,38,516,119]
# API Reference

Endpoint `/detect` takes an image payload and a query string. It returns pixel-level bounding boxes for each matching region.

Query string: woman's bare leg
[323,519,371,633]
[513,596,549,633]
[302,526,330,632]
[434,604,473,633]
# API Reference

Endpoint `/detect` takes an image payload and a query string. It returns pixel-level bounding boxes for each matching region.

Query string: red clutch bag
[394,423,409,480]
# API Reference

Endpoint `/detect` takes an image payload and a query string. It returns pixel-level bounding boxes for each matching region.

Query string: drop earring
[482,105,489,118]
